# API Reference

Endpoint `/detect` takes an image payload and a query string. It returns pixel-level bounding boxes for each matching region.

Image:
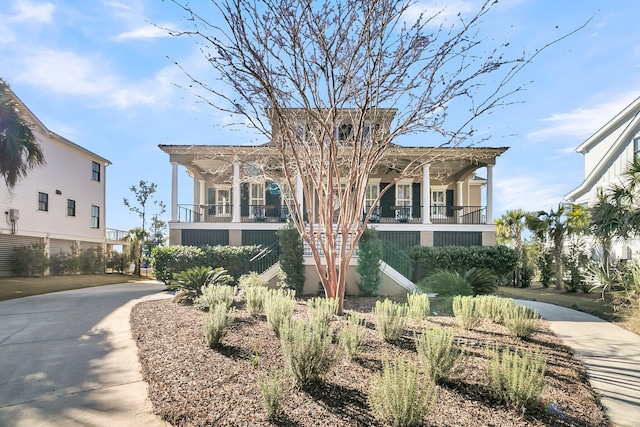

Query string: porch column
[486,165,494,223]
[422,164,431,224]
[232,160,241,222]
[296,174,304,211]
[456,181,463,224]
[171,162,178,222]
[199,179,206,220]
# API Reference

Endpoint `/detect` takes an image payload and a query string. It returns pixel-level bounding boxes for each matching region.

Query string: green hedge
[409,245,518,283]
[151,244,262,284]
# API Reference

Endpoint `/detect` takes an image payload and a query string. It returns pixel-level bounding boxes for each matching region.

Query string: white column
[232,161,241,222]
[296,174,304,211]
[199,180,206,205]
[456,181,463,223]
[422,164,431,224]
[486,165,494,223]
[171,162,178,222]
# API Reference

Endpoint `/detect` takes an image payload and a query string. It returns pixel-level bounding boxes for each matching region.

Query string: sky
[1,0,640,232]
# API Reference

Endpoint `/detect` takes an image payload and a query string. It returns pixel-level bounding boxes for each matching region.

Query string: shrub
[409,245,518,284]
[203,303,235,348]
[49,252,75,276]
[195,284,237,311]
[277,222,305,296]
[369,356,436,427]
[338,313,365,360]
[264,289,296,336]
[452,296,482,330]
[168,266,233,304]
[407,293,431,321]
[372,299,408,342]
[503,305,539,340]
[79,247,104,274]
[307,297,338,326]
[244,285,269,315]
[238,271,267,290]
[463,267,498,295]
[475,295,515,324]
[280,319,338,386]
[12,242,48,276]
[486,346,547,411]
[258,368,286,420]
[357,226,382,296]
[418,270,474,297]
[416,326,464,384]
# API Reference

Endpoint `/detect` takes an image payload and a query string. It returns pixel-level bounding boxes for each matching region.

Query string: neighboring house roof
[2,81,111,165]
[565,96,640,202]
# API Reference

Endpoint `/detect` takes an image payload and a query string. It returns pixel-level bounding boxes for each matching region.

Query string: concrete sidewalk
[0,281,171,427]
[517,300,640,427]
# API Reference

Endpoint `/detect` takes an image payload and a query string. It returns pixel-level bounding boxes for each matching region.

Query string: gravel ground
[131,297,610,426]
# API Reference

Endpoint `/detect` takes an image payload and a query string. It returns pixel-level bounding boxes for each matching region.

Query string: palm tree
[0,79,45,189]
[495,209,530,287]
[528,204,586,290]
[123,227,148,277]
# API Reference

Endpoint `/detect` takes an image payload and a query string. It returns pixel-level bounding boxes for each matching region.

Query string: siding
[433,231,482,247]
[0,235,42,276]
[181,230,229,246]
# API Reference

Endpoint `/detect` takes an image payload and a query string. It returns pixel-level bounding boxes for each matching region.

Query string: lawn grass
[0,274,154,301]
[496,283,616,322]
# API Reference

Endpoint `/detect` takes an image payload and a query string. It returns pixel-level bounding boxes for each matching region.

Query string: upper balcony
[177,203,487,225]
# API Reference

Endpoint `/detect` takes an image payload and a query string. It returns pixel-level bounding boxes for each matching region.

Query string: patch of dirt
[131,297,610,426]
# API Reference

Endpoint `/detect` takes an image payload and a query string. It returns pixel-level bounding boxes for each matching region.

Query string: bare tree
[165,0,579,313]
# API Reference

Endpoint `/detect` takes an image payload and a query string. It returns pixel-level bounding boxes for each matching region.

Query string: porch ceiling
[159,144,507,185]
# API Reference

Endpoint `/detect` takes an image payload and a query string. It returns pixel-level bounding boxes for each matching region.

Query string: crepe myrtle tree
[164,0,581,314]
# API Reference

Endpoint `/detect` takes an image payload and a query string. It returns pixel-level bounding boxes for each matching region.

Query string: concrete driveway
[0,281,170,427]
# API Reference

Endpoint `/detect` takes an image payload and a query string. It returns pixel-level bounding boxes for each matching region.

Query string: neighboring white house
[0,85,111,276]
[565,95,640,261]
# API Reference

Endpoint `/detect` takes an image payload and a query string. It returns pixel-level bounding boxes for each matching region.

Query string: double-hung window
[67,199,76,217]
[92,161,101,181]
[38,192,49,211]
[91,205,100,228]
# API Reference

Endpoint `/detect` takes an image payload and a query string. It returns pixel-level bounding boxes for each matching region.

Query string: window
[396,184,411,207]
[38,192,48,211]
[431,190,445,216]
[91,205,100,228]
[338,124,353,143]
[250,183,265,215]
[92,161,101,181]
[67,199,76,217]
[365,183,379,208]
[634,137,640,158]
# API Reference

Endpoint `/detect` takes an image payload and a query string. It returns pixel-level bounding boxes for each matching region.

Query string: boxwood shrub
[151,244,262,284]
[409,245,518,284]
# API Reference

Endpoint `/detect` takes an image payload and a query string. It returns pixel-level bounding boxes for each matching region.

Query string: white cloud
[527,92,640,141]
[10,0,54,23]
[496,174,568,213]
[115,24,175,41]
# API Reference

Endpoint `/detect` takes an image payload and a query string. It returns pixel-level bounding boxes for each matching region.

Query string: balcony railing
[106,228,129,241]
[177,204,487,225]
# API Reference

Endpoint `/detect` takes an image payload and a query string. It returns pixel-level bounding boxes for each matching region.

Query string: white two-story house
[565,95,640,261]
[0,84,111,276]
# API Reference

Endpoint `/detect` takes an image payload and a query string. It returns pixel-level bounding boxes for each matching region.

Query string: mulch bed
[130,297,610,426]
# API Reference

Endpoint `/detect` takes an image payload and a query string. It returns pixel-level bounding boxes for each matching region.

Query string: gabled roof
[565,96,640,201]
[1,80,111,165]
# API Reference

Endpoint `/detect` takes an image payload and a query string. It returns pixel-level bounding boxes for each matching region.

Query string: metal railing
[176,204,487,225]
[247,240,281,274]
[380,239,415,282]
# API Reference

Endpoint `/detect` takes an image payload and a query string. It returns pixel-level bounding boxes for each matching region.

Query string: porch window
[207,187,232,217]
[432,190,445,216]
[250,183,265,215]
[396,184,411,207]
[365,183,379,208]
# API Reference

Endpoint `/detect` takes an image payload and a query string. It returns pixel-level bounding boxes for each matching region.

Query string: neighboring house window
[634,137,640,158]
[91,205,100,228]
[337,124,353,143]
[67,199,76,217]
[92,161,101,181]
[365,183,379,208]
[38,192,48,211]
[432,190,445,216]
[396,184,411,207]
